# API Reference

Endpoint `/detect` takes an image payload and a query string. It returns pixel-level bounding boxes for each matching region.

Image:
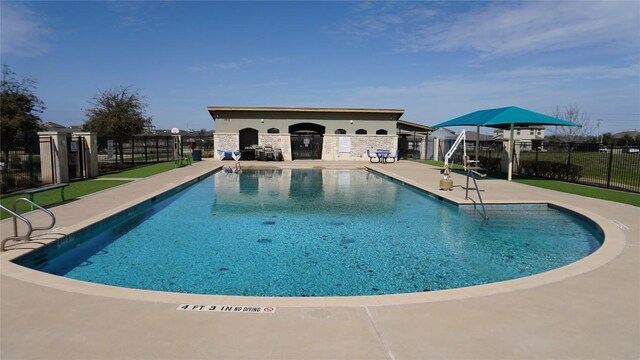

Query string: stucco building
[208,106,413,161]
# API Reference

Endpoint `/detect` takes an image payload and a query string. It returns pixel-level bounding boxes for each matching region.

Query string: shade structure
[431,106,581,181]
[432,106,581,129]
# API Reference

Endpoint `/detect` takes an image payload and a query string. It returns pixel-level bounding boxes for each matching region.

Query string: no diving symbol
[264,307,275,313]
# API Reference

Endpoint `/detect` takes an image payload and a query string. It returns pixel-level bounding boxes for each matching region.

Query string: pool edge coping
[0,161,628,308]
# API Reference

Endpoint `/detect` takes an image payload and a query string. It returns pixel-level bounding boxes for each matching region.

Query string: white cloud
[0,3,53,57]
[404,1,640,58]
[340,1,640,59]
[331,62,639,132]
[493,64,640,81]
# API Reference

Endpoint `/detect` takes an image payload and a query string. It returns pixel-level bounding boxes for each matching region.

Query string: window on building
[267,128,280,134]
[355,129,367,135]
[516,130,521,135]
[530,129,534,135]
[335,129,346,134]
[376,129,388,135]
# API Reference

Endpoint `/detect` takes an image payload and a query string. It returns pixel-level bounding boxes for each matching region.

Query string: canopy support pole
[508,123,514,181]
[475,125,480,162]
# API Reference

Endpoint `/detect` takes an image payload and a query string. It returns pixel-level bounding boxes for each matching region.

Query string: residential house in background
[493,126,545,150]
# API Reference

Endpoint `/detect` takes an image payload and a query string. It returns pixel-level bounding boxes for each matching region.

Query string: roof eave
[208,106,405,120]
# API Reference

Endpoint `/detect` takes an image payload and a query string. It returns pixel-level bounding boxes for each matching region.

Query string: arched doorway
[289,123,325,160]
[239,128,258,150]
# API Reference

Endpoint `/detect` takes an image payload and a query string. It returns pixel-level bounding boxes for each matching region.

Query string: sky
[1,1,639,134]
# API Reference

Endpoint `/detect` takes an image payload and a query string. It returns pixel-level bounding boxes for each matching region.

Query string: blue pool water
[17,169,603,297]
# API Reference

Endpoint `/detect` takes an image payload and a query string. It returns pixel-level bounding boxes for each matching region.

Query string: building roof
[397,120,433,133]
[40,122,83,133]
[464,131,493,141]
[208,106,405,120]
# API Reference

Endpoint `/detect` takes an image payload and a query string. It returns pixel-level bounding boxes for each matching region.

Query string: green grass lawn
[98,161,178,178]
[1,180,130,219]
[512,178,640,207]
[1,161,179,219]
[416,160,640,207]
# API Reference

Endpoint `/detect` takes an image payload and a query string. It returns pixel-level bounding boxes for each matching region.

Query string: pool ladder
[1,198,57,251]
[465,169,488,220]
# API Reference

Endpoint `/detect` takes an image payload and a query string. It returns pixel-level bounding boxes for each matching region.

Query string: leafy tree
[83,86,153,137]
[0,65,44,155]
[601,132,615,145]
[620,134,634,146]
[83,86,153,162]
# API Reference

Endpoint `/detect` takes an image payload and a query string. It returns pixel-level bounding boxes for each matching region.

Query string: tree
[83,86,153,163]
[601,132,615,145]
[550,104,594,143]
[0,65,45,153]
[83,86,153,138]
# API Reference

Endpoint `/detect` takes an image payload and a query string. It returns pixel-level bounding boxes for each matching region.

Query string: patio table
[376,149,391,163]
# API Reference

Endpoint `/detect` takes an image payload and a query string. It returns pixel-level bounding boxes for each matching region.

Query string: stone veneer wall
[215,133,396,161]
[258,134,292,161]
[213,133,239,152]
[322,134,398,161]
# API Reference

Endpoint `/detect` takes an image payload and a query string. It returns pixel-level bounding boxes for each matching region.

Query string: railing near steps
[1,198,57,251]
[465,170,488,220]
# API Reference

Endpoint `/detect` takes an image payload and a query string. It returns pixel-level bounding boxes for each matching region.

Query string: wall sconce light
[350,120,353,124]
[261,119,264,123]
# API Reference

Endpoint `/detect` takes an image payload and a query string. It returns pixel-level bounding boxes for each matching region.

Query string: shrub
[479,156,501,172]
[9,155,23,170]
[520,160,582,181]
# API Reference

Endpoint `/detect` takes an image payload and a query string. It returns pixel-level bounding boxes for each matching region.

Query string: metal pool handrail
[1,198,57,251]
[465,170,488,220]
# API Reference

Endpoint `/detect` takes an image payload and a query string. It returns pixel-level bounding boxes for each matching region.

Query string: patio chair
[366,149,378,163]
[263,146,274,161]
[387,150,400,163]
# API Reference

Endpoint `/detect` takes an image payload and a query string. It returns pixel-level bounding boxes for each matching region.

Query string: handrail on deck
[1,205,33,251]
[1,198,57,251]
[465,170,488,220]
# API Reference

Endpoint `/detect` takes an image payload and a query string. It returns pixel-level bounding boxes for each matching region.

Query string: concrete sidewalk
[2,159,638,359]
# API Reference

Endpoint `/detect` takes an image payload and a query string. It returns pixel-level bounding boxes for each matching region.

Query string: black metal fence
[518,142,640,193]
[97,135,176,174]
[181,135,214,158]
[0,135,50,194]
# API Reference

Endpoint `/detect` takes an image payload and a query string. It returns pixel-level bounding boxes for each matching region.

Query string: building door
[68,134,86,180]
[289,123,325,160]
[290,133,323,160]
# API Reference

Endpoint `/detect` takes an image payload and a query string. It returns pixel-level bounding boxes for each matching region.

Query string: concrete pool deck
[1,159,638,359]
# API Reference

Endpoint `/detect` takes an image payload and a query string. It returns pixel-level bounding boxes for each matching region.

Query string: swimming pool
[16,168,603,297]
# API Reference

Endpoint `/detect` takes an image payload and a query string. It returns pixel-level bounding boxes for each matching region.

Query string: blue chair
[387,150,400,163]
[366,149,378,163]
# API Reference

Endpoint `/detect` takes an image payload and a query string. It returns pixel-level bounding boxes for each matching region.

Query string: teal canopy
[432,106,581,129]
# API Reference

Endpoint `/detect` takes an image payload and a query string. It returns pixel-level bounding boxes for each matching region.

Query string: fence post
[143,136,148,163]
[566,143,573,180]
[606,144,614,189]
[535,146,539,177]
